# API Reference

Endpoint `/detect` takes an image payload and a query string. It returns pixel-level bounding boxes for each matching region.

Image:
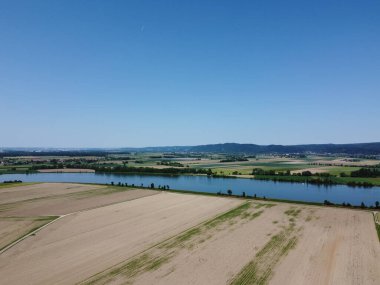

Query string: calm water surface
[1,173,379,206]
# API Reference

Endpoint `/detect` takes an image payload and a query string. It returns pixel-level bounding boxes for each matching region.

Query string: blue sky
[1,0,379,147]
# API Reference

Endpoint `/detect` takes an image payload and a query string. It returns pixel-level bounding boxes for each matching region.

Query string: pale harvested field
[270,207,380,285]
[0,183,158,216]
[0,183,103,204]
[38,168,95,173]
[0,192,240,285]
[80,202,380,285]
[0,217,55,251]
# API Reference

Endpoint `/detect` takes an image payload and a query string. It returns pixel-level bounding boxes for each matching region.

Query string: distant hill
[119,146,192,152]
[188,142,380,155]
[2,142,380,156]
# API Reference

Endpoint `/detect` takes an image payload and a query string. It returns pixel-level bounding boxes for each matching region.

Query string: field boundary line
[0,215,62,255]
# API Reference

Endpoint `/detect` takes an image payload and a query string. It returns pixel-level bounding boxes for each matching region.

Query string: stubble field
[0,183,378,285]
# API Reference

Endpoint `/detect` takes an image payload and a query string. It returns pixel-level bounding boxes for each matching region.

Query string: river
[1,172,380,206]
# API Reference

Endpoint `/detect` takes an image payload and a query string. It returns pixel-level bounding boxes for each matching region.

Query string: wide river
[1,172,380,206]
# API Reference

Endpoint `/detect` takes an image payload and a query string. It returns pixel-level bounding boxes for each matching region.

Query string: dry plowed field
[0,183,158,216]
[0,183,379,285]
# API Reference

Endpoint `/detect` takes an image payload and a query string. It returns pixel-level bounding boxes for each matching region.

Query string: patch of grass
[305,209,316,222]
[0,182,38,189]
[204,202,251,229]
[375,224,380,243]
[254,203,276,209]
[111,253,173,277]
[249,210,264,220]
[146,255,172,271]
[374,213,380,243]
[160,227,202,249]
[284,207,302,218]
[0,203,16,212]
[0,215,58,221]
[229,224,298,285]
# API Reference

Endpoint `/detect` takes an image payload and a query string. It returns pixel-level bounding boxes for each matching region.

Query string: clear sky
[1,0,379,147]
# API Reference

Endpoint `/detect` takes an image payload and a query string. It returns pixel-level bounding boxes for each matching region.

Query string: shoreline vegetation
[1,151,380,188]
[1,164,380,187]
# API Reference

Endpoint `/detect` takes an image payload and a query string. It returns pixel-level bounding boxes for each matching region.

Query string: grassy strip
[81,201,265,285]
[374,213,380,242]
[375,223,380,243]
[204,203,251,228]
[0,170,37,174]
[284,207,302,217]
[0,182,38,189]
[229,224,298,285]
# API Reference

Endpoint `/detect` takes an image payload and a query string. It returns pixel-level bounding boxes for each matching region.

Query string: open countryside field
[83,201,380,285]
[0,183,158,216]
[2,154,379,187]
[0,183,378,285]
[0,187,240,284]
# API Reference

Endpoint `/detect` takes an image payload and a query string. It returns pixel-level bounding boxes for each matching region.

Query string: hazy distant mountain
[2,142,380,156]
[189,142,380,155]
[119,146,192,152]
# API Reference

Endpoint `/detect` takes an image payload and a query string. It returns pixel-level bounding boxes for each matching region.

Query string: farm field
[1,153,379,188]
[0,185,240,284]
[0,216,56,251]
[0,183,158,216]
[2,153,378,177]
[0,183,379,285]
[83,201,380,285]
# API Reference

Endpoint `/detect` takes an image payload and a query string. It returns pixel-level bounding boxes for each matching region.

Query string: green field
[1,154,379,187]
